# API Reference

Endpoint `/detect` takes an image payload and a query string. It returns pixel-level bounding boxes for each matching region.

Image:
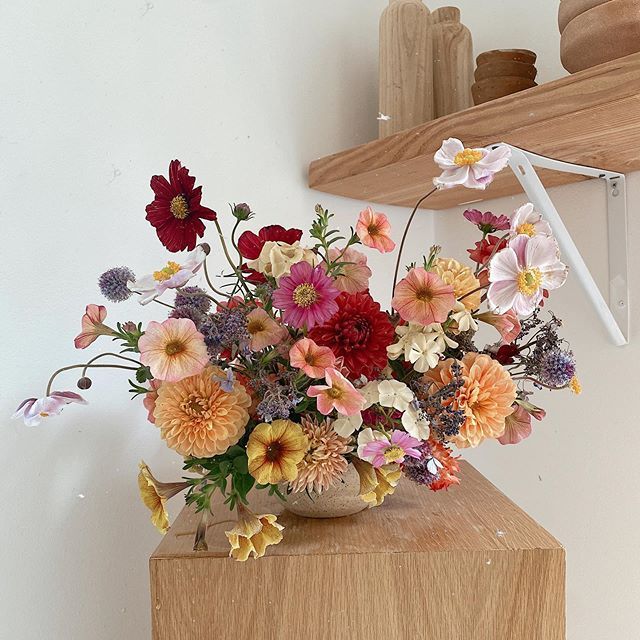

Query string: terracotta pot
[476,48,537,66]
[474,60,538,82]
[472,76,537,105]
[283,464,370,519]
[558,0,612,33]
[560,0,640,72]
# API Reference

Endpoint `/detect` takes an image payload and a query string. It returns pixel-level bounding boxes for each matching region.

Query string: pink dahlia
[272,261,340,330]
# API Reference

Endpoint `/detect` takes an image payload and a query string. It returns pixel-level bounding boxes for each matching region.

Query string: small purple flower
[463,209,510,234]
[98,266,135,302]
[538,349,576,387]
[403,442,444,486]
[212,368,235,393]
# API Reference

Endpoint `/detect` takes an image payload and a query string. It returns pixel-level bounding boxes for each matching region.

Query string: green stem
[46,363,139,396]
[81,352,141,377]
[213,219,254,300]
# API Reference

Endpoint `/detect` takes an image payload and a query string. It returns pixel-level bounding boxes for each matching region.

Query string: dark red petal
[259,225,303,245]
[168,160,182,189]
[238,230,264,259]
[149,175,175,200]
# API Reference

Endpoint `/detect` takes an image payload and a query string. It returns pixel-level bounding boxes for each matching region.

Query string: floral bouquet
[14,138,580,560]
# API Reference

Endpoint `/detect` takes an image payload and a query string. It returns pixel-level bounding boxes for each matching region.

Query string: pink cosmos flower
[463,209,510,233]
[434,138,511,190]
[289,338,336,378]
[392,268,456,325]
[488,235,567,316]
[476,309,522,344]
[359,429,422,468]
[356,207,396,253]
[498,404,532,445]
[272,261,340,330]
[74,304,116,349]
[138,318,209,382]
[13,391,87,427]
[307,368,365,416]
[510,203,552,238]
[327,246,372,293]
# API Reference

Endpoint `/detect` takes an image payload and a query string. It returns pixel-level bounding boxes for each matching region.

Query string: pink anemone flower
[307,368,365,416]
[13,391,87,427]
[510,203,552,238]
[356,207,396,253]
[74,304,116,349]
[359,429,422,468]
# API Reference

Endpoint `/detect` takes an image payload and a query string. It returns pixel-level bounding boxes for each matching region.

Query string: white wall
[1,1,637,638]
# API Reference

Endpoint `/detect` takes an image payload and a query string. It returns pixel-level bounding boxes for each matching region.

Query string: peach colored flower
[153,365,252,457]
[424,353,516,448]
[138,318,209,382]
[356,206,395,253]
[307,368,365,416]
[392,267,456,326]
[351,457,401,506]
[327,246,372,293]
[143,379,162,424]
[476,309,521,344]
[74,304,116,349]
[246,308,288,351]
[289,337,336,378]
[497,404,531,445]
[432,258,482,311]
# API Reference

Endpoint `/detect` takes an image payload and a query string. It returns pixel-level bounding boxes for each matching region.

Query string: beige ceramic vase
[284,464,369,519]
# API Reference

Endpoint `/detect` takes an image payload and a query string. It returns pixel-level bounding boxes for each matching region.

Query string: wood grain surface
[150,462,565,639]
[309,51,640,210]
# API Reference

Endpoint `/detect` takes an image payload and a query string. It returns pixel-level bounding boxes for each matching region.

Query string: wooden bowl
[476,49,537,66]
[471,76,537,105]
[560,0,640,72]
[474,60,538,82]
[558,0,612,33]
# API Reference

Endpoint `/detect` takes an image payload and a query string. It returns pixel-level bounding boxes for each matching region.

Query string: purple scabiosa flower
[402,441,443,486]
[463,209,511,234]
[98,266,135,302]
[538,349,576,387]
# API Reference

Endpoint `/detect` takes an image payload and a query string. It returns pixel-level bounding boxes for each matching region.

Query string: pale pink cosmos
[356,207,396,253]
[476,309,522,344]
[392,268,456,325]
[74,304,116,349]
[289,338,336,378]
[359,429,422,468]
[327,246,372,293]
[488,235,567,316]
[138,318,209,382]
[246,308,288,351]
[434,138,511,190]
[13,391,87,427]
[510,203,552,238]
[498,404,532,445]
[307,368,365,416]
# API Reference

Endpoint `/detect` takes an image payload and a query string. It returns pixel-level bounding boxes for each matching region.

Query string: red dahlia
[308,292,395,380]
[145,160,217,253]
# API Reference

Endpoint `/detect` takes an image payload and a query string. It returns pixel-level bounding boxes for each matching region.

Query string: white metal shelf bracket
[490,144,629,346]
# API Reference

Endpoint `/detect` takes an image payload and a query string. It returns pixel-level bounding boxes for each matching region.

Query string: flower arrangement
[14,138,580,560]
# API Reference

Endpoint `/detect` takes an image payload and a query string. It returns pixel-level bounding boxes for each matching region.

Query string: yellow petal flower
[225,504,284,561]
[137,461,188,535]
[351,458,401,507]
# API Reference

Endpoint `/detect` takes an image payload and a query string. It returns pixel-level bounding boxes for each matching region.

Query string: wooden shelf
[308,52,640,210]
[150,462,565,640]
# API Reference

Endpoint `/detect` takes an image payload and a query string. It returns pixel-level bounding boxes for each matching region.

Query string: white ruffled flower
[359,381,381,409]
[449,301,478,333]
[332,412,363,437]
[401,401,431,440]
[248,241,316,280]
[510,203,552,238]
[377,380,414,411]
[407,333,444,373]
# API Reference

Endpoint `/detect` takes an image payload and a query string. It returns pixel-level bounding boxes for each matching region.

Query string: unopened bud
[199,242,211,255]
[77,376,93,390]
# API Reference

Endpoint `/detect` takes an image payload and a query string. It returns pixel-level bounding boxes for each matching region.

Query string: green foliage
[113,322,144,353]
[309,204,360,274]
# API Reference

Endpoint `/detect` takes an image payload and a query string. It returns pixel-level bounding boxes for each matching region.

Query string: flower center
[326,386,344,400]
[517,268,543,296]
[265,441,284,461]
[414,286,433,302]
[516,222,536,237]
[247,319,265,334]
[384,445,405,463]
[170,194,190,220]
[153,261,182,282]
[165,340,185,356]
[292,283,319,308]
[454,149,483,166]
[367,223,381,237]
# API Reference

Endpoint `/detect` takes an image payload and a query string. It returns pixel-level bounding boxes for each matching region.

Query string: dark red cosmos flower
[145,160,217,253]
[308,292,395,380]
[467,234,507,266]
[237,225,303,284]
[493,343,520,365]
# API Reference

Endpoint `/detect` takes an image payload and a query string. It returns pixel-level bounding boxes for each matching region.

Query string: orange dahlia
[432,258,482,311]
[153,365,252,457]
[424,353,516,448]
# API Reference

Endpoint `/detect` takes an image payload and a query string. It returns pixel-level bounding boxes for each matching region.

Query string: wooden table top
[151,461,561,560]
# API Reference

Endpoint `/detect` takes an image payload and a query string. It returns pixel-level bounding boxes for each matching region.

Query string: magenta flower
[13,391,87,427]
[359,429,422,468]
[463,209,510,234]
[487,235,568,316]
[272,261,340,330]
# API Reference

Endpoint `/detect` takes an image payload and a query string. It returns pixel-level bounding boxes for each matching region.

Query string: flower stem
[46,363,139,396]
[213,219,254,300]
[80,352,141,377]
[511,375,568,391]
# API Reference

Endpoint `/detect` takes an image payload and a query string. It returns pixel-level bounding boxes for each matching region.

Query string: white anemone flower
[510,203,552,238]
[450,301,479,333]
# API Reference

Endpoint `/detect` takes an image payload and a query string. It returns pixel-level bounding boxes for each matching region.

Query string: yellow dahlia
[137,461,188,534]
[433,257,482,311]
[289,416,353,495]
[351,457,401,506]
[153,365,251,458]
[225,503,284,561]
[424,352,516,448]
[247,420,308,485]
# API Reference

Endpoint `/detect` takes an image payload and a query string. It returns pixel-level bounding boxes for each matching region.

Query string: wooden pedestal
[150,462,565,640]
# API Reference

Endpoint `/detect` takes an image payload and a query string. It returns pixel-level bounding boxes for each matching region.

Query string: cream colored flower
[407,333,444,373]
[387,323,457,363]
[332,412,363,437]
[351,457,401,506]
[377,380,414,411]
[248,241,316,280]
[433,257,482,311]
[225,503,284,561]
[401,403,431,440]
[137,461,188,534]
[449,301,479,333]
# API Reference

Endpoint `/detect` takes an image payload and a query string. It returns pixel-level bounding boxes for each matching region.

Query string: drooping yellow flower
[225,503,284,561]
[137,461,188,534]
[569,376,582,395]
[433,257,482,311]
[351,457,401,507]
[247,420,308,485]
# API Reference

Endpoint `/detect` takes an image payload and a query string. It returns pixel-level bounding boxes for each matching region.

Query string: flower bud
[77,376,93,390]
[199,242,211,255]
[231,203,252,221]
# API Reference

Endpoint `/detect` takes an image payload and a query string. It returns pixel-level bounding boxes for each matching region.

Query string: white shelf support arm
[491,144,629,346]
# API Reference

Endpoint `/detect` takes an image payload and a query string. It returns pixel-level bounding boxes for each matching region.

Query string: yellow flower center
[39,412,50,417]
[454,148,483,166]
[326,386,344,400]
[517,268,542,296]
[247,319,265,334]
[170,194,190,220]
[164,339,185,356]
[516,222,536,237]
[384,445,405,463]
[292,283,319,308]
[153,261,182,282]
